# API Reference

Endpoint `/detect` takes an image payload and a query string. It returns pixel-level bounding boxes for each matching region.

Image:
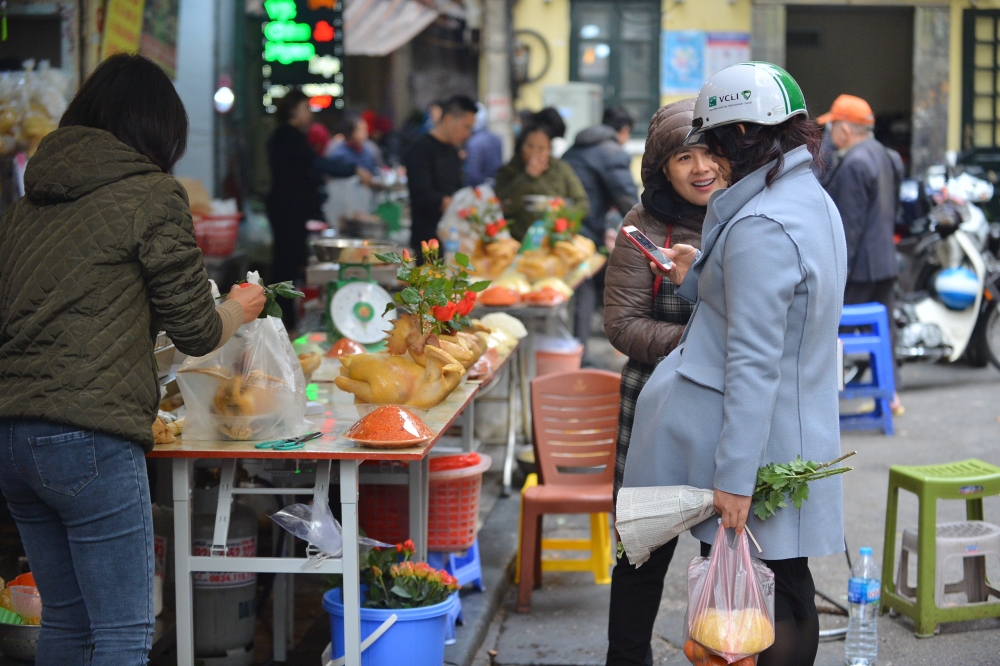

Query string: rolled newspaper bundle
[616,485,716,567]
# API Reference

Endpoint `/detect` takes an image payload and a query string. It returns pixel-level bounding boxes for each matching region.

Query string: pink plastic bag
[686,522,776,664]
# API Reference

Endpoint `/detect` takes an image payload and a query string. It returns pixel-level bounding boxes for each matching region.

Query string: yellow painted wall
[512,0,571,111]
[659,0,751,107]
[512,0,752,111]
[950,0,1000,153]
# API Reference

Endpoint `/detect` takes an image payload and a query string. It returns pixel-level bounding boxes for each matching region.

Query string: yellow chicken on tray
[384,313,489,369]
[517,234,596,282]
[334,346,466,408]
[469,237,521,278]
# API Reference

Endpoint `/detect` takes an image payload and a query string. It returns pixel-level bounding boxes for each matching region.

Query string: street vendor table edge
[149,346,517,666]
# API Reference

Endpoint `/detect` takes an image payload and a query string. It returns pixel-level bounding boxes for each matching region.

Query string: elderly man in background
[819,94,905,414]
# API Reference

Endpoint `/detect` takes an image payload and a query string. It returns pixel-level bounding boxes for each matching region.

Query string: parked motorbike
[894,165,1000,370]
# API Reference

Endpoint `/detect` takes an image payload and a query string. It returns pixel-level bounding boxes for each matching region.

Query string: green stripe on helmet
[759,62,806,113]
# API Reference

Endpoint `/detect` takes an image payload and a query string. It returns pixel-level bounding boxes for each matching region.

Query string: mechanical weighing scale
[311,238,398,346]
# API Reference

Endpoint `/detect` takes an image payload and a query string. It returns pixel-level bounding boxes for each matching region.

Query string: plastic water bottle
[845,546,880,665]
[443,226,460,265]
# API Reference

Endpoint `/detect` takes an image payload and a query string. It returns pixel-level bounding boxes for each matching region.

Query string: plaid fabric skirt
[613,279,694,501]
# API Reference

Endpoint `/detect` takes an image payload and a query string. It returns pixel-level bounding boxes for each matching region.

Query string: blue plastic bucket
[323,587,456,666]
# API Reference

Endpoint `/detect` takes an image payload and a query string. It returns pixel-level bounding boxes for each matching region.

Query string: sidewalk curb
[445,489,521,666]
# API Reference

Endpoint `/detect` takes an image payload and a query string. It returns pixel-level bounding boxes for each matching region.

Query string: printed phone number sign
[192,536,258,588]
[661,31,750,95]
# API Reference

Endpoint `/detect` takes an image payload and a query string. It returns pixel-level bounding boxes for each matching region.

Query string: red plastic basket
[358,483,409,545]
[358,454,492,552]
[193,213,242,257]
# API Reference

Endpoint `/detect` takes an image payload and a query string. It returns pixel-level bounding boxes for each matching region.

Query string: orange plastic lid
[10,573,34,587]
[345,406,434,442]
[430,453,481,472]
[327,337,366,358]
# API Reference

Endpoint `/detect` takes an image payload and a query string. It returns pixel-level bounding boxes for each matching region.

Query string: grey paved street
[474,353,1000,666]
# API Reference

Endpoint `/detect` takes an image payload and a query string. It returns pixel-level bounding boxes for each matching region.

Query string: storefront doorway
[784,5,915,168]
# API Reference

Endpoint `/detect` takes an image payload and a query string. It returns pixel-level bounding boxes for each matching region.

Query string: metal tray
[311,238,396,264]
[0,622,38,661]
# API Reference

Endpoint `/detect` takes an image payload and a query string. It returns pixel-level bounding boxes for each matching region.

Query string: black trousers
[607,540,818,666]
[607,537,680,666]
[844,278,899,389]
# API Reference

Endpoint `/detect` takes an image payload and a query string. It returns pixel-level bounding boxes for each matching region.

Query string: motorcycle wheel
[973,300,1000,371]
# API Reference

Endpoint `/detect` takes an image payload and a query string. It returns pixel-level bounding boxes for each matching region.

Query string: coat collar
[677,145,813,302]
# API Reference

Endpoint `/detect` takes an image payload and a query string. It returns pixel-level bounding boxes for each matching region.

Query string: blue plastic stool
[428,538,485,591]
[444,592,463,645]
[839,302,895,435]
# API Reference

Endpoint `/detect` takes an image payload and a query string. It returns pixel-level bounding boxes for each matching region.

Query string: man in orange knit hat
[819,94,905,414]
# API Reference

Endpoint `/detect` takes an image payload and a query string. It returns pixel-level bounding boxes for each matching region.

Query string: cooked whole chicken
[470,237,521,278]
[385,314,489,369]
[517,234,596,282]
[334,346,466,408]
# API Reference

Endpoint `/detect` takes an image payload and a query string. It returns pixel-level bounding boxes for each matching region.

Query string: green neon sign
[264,41,316,65]
[264,20,312,42]
[264,0,297,21]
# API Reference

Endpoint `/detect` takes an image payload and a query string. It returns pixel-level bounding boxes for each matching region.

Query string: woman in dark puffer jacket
[0,55,265,665]
[603,99,728,666]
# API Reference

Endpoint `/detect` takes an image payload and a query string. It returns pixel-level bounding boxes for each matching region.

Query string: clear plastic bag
[270,499,391,559]
[177,315,309,441]
[686,521,776,664]
[437,185,496,256]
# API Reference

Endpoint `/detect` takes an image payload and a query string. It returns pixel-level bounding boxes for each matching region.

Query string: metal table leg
[172,459,195,666]
[461,398,476,452]
[520,335,533,445]
[408,457,430,561]
[502,349,520,496]
[340,460,362,666]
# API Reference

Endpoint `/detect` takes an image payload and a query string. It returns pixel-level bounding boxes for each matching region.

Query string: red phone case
[623,227,672,271]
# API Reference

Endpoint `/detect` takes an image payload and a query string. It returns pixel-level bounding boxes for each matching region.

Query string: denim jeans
[0,420,154,665]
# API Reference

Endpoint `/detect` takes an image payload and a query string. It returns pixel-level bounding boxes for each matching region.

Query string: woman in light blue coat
[623,63,847,666]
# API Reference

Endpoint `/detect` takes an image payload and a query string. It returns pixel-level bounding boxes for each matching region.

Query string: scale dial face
[330,281,396,344]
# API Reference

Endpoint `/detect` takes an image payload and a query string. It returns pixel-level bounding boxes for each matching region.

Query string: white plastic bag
[271,499,344,557]
[270,499,391,558]
[177,315,309,441]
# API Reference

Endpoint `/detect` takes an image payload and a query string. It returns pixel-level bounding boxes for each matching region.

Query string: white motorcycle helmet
[686,62,809,144]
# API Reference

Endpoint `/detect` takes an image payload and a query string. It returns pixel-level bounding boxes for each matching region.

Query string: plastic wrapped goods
[177,317,309,441]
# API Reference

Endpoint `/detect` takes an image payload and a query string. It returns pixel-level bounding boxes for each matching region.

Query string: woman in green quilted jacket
[494,113,590,241]
[0,54,265,665]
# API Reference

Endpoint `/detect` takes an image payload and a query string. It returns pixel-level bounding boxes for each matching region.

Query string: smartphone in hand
[622,225,674,272]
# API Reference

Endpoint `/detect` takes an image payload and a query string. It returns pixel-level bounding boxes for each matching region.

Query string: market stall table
[473,253,607,494]
[150,346,516,666]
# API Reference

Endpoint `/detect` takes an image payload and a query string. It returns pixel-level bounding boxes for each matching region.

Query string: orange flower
[403,539,415,553]
[554,218,568,233]
[497,218,507,229]
[428,238,439,250]
[432,302,457,322]
[485,223,498,237]
[457,208,469,219]
[401,249,411,262]
[421,240,430,253]
[455,291,476,316]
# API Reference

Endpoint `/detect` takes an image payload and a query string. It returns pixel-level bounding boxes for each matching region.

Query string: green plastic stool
[881,458,1000,636]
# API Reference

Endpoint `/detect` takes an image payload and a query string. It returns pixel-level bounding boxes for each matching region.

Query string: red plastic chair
[517,369,620,612]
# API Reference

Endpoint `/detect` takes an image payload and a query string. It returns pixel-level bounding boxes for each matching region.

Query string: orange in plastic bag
[686,521,775,664]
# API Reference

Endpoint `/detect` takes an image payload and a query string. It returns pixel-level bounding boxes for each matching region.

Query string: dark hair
[59,53,187,172]
[515,122,554,157]
[603,106,635,132]
[703,114,822,186]
[441,95,478,118]
[532,107,566,138]
[275,90,309,124]
[340,113,363,138]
